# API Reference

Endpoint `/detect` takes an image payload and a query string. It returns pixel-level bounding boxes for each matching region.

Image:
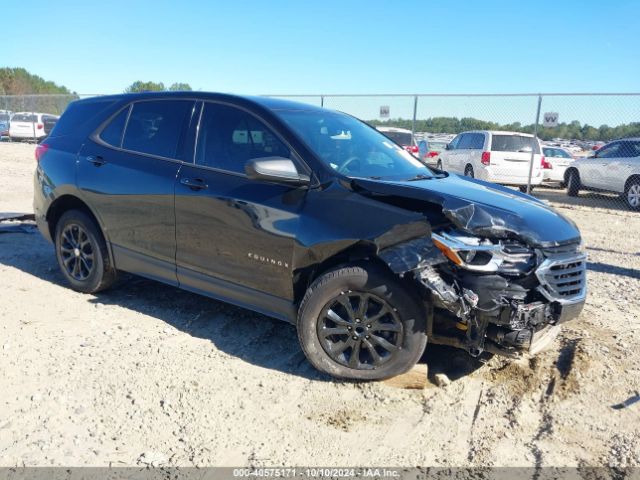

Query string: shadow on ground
[534,187,634,213]
[0,225,487,384]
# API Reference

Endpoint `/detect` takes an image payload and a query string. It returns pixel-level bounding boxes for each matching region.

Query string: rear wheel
[55,210,117,293]
[566,170,580,197]
[464,164,474,178]
[297,264,427,380]
[625,179,640,210]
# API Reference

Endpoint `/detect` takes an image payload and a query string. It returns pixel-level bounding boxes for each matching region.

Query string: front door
[174,102,306,308]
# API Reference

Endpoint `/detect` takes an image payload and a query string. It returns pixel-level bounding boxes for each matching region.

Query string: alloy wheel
[628,184,640,208]
[317,291,404,369]
[60,224,95,281]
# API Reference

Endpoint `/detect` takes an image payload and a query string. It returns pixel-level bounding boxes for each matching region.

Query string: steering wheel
[338,156,361,174]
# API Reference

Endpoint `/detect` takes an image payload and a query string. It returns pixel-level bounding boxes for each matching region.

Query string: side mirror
[245,157,310,187]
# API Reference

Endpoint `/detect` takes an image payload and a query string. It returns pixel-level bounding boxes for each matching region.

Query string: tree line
[368,117,640,142]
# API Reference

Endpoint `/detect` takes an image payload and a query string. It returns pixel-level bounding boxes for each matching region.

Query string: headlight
[431,231,535,274]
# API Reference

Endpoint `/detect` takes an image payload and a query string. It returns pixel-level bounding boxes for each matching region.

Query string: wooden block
[382,363,431,389]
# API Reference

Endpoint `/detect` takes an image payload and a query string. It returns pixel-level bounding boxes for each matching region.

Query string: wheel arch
[292,242,401,307]
[624,174,640,191]
[46,195,115,267]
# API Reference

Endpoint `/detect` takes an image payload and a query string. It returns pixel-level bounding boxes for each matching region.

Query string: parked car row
[377,125,640,210]
[0,110,59,142]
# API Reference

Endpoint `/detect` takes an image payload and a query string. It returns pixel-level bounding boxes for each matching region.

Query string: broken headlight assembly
[431,230,536,275]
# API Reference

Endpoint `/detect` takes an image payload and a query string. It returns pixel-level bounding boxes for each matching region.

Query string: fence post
[411,95,418,141]
[320,95,324,108]
[526,95,542,194]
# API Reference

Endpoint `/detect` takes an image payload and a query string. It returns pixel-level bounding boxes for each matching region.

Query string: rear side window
[100,107,129,147]
[122,100,193,159]
[50,99,114,137]
[491,135,540,154]
[195,103,290,173]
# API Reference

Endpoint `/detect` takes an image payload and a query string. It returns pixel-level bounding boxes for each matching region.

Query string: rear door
[78,99,197,284]
[175,101,306,306]
[489,134,541,182]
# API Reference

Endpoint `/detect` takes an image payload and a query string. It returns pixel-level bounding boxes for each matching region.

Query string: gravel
[1,142,639,467]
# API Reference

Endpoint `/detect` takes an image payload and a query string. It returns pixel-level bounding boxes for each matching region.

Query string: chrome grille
[535,251,587,304]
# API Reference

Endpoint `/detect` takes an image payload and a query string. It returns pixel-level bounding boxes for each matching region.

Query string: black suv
[34,92,587,380]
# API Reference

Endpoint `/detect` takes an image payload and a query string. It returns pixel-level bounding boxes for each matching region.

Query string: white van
[437,130,545,191]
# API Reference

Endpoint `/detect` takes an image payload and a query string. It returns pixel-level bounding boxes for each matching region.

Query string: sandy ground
[1,142,639,468]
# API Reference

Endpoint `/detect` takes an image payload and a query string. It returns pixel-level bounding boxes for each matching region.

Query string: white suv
[437,130,544,192]
[9,112,58,141]
[565,138,640,210]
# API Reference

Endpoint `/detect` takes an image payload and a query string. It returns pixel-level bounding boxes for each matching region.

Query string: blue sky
[4,0,640,123]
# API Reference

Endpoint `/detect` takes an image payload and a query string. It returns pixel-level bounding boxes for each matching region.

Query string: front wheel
[297,265,427,380]
[55,210,117,293]
[625,179,640,210]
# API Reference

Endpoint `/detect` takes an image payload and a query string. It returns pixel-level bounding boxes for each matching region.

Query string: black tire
[297,264,428,380]
[518,185,533,193]
[566,169,580,197]
[54,210,117,293]
[464,164,474,178]
[624,178,640,210]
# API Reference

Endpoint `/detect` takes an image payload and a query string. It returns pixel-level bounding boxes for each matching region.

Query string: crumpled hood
[351,173,581,248]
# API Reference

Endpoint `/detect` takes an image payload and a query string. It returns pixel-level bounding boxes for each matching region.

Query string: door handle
[86,155,106,166]
[180,177,208,191]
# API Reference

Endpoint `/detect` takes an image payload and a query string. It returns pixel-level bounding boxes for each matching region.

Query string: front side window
[195,103,290,173]
[619,141,640,158]
[122,100,193,158]
[276,108,436,180]
[597,142,621,159]
[457,134,473,149]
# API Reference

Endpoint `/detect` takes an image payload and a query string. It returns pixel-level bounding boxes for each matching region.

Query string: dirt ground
[1,142,639,468]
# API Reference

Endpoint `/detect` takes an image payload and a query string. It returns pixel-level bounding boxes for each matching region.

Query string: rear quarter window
[99,107,130,148]
[50,99,116,137]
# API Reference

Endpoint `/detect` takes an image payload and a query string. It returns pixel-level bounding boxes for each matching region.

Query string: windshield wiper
[406,173,433,181]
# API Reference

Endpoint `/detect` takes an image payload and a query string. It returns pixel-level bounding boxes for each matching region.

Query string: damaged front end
[379,228,587,358]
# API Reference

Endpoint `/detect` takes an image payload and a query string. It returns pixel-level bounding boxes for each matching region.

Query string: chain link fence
[1,92,639,212]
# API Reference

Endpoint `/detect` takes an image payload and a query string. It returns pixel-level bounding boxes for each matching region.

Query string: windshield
[379,130,413,146]
[491,134,540,154]
[276,109,435,180]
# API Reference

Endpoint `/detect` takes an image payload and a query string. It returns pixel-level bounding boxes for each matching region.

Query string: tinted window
[11,114,37,122]
[597,142,621,158]
[457,134,473,149]
[196,103,290,173]
[123,100,193,158]
[619,141,640,158]
[50,99,114,137]
[470,133,485,149]
[100,107,129,147]
[491,135,540,154]
[0,113,10,122]
[380,131,413,146]
[448,135,461,150]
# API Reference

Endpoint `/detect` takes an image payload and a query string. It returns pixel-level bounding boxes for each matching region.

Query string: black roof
[75,91,325,113]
